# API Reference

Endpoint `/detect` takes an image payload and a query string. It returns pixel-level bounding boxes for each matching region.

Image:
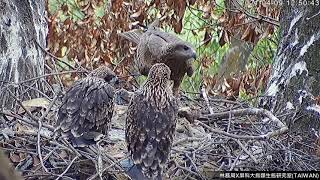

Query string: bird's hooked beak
[191,49,197,60]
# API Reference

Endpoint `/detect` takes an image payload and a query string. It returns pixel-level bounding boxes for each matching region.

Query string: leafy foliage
[47,0,280,99]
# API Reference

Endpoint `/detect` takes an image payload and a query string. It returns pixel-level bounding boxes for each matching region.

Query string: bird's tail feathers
[118,18,162,44]
[118,29,144,44]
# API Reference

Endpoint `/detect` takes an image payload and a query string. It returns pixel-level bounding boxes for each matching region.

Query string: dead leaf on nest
[10,152,21,163]
[16,124,33,134]
[32,155,40,167]
[18,98,50,114]
[21,98,50,109]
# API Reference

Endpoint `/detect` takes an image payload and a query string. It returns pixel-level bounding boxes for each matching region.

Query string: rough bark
[0,0,47,109]
[260,2,320,132]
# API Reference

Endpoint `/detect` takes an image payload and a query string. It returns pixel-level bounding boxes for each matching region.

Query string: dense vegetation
[47,0,280,100]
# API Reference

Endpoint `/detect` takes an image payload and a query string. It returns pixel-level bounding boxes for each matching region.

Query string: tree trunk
[260,2,320,132]
[0,0,47,109]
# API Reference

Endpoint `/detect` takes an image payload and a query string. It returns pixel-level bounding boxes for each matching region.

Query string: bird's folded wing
[118,29,144,44]
[118,18,160,44]
[146,33,168,58]
[57,78,114,137]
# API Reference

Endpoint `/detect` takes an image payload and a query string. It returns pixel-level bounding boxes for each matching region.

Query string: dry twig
[55,156,79,180]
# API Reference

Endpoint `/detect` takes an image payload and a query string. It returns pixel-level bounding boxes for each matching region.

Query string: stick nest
[1,73,320,180]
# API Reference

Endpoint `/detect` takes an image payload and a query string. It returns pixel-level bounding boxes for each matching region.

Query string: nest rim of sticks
[0,70,320,180]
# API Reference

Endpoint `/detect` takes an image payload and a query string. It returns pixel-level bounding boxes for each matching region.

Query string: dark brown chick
[125,63,178,179]
[55,66,118,147]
